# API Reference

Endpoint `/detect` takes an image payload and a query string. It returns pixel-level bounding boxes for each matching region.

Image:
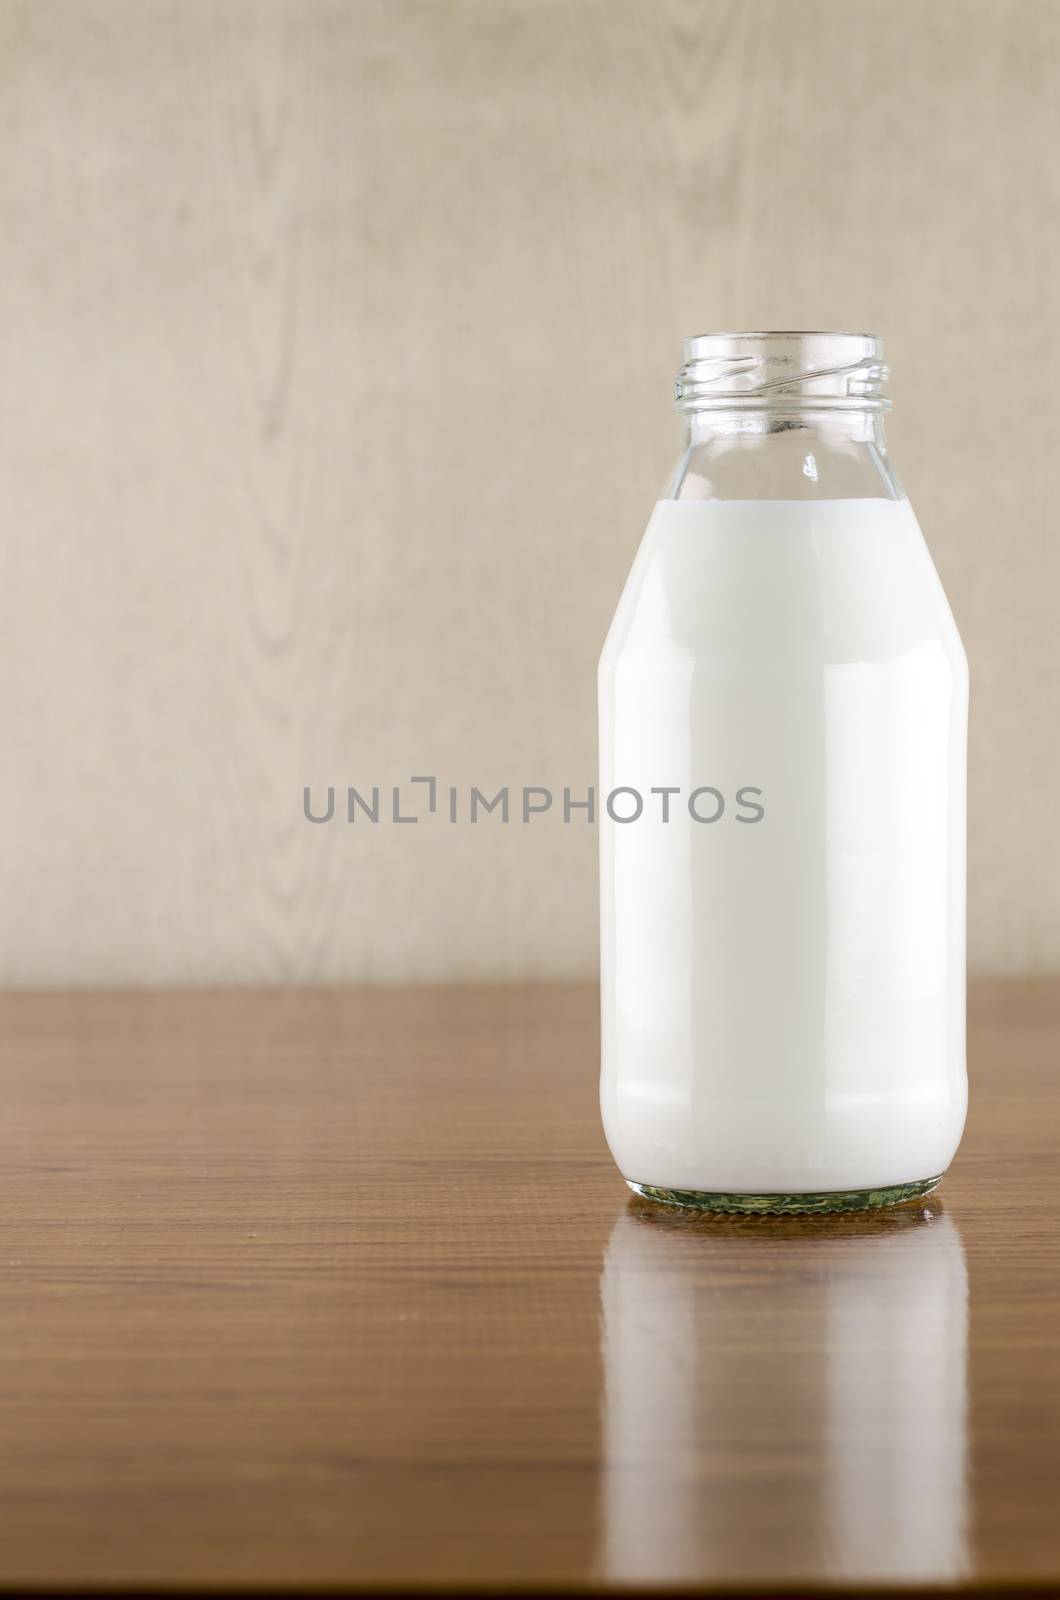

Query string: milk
[598,497,968,1198]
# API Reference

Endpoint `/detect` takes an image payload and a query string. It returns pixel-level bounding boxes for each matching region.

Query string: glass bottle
[598,332,968,1212]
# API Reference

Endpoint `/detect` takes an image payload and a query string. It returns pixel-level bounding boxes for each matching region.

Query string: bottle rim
[675,330,890,414]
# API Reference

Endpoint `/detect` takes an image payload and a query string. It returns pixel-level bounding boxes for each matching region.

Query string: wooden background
[0,0,1056,985]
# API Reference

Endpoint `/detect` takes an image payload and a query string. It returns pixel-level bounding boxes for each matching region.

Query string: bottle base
[625,1175,942,1215]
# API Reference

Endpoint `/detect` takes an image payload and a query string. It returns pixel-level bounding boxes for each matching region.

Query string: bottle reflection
[599,1201,968,1586]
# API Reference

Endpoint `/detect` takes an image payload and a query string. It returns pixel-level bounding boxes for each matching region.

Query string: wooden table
[0,981,1057,1594]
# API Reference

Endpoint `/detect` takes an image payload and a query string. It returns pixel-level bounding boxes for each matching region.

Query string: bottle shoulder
[600,498,966,674]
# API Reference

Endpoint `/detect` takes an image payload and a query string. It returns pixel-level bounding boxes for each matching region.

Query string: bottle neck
[684,407,886,446]
[669,408,900,502]
[669,332,897,501]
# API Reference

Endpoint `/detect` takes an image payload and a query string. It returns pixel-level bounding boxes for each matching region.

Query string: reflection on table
[599,1199,968,1585]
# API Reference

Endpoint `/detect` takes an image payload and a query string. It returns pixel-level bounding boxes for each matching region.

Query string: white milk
[598,497,968,1197]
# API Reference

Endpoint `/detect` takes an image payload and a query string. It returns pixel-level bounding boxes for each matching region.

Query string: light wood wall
[0,0,1056,982]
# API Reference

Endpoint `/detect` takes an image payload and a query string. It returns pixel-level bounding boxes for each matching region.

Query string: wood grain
[0,978,1055,1591]
[0,0,1057,984]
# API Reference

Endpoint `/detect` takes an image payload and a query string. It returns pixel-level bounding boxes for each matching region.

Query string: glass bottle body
[598,334,968,1212]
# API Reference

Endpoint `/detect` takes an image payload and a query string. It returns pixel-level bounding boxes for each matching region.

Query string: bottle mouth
[674,331,890,413]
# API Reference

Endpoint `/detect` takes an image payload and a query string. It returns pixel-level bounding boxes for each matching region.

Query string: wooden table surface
[0,980,1057,1595]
